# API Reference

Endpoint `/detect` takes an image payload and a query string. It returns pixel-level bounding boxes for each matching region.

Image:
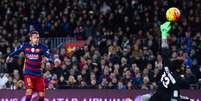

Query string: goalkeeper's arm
[161,21,171,48]
[160,21,172,67]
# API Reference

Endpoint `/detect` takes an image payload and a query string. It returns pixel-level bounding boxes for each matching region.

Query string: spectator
[185,68,196,84]
[141,76,150,90]
[0,73,9,89]
[66,75,77,88]
[58,76,67,89]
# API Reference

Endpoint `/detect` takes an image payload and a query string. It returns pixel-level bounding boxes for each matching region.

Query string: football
[166,7,181,22]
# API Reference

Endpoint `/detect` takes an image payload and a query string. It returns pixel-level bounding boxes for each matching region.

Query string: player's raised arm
[160,21,171,48]
[6,43,25,63]
[160,21,172,67]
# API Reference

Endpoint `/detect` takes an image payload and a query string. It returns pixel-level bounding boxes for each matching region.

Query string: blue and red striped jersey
[9,42,52,76]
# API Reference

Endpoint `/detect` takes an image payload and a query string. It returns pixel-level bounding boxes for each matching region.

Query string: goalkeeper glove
[160,21,171,39]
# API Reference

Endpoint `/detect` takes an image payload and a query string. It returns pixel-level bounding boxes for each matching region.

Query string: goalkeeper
[146,21,192,101]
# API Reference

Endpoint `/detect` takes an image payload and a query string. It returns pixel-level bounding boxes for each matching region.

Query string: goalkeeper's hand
[160,21,171,40]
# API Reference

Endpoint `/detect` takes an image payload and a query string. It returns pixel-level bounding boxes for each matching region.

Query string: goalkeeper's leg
[171,90,192,101]
[171,97,192,101]
[148,91,170,101]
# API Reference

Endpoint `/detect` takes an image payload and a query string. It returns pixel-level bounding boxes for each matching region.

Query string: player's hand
[42,57,49,63]
[46,62,51,67]
[46,62,52,70]
[160,21,171,39]
[5,56,13,63]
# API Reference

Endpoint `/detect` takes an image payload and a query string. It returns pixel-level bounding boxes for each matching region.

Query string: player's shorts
[24,75,45,92]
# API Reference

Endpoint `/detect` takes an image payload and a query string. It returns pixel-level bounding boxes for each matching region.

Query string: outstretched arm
[160,21,171,48]
[6,44,25,63]
[160,21,172,67]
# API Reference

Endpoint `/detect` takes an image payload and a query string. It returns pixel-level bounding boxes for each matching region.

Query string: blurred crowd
[0,0,201,90]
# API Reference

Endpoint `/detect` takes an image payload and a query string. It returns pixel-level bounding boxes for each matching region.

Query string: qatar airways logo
[0,93,199,101]
[26,54,39,59]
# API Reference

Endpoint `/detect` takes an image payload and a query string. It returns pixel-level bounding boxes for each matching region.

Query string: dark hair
[29,30,39,37]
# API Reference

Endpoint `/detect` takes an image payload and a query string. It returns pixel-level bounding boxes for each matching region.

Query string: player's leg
[25,89,33,101]
[24,75,33,101]
[38,92,45,101]
[169,83,192,101]
[148,92,160,101]
[174,95,192,101]
[148,91,166,101]
[171,98,191,101]
[35,76,45,101]
[148,91,171,101]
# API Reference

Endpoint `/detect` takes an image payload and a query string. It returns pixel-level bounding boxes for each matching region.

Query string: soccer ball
[166,7,181,22]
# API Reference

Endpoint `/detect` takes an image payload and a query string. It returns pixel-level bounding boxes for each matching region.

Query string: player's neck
[30,42,39,46]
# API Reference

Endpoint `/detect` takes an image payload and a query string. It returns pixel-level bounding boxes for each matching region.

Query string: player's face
[30,34,39,45]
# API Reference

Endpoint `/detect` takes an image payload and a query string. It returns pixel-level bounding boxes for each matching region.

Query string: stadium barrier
[0,90,200,101]
[40,37,77,49]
